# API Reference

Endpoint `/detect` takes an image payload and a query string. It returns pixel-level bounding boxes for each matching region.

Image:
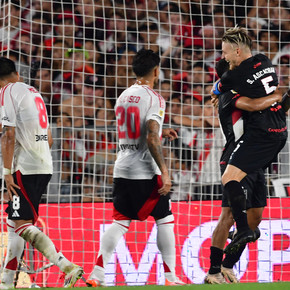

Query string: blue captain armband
[212,80,221,95]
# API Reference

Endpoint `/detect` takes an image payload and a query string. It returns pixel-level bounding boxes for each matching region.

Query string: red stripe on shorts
[137,175,163,221]
[16,170,38,224]
[112,207,131,221]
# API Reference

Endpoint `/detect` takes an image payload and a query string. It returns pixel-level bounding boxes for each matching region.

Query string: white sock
[15,223,73,273]
[156,215,177,282]
[1,219,25,285]
[90,220,130,282]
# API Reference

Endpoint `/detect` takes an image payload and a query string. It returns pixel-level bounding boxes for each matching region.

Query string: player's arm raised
[1,126,20,199]
[146,119,171,196]
[235,88,282,112]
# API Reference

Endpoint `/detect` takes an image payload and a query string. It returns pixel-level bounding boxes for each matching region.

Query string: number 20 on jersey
[116,106,140,139]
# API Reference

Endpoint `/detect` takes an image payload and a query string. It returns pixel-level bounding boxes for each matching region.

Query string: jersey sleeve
[145,93,166,125]
[229,90,243,108]
[1,86,17,127]
[220,70,235,92]
[219,90,238,110]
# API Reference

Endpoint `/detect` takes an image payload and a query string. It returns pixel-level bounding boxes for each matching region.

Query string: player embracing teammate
[205,26,289,284]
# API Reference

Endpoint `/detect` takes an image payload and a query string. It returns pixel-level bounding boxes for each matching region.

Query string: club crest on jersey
[159,110,164,117]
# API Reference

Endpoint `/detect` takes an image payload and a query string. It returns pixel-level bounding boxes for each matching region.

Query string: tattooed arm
[146,119,171,196]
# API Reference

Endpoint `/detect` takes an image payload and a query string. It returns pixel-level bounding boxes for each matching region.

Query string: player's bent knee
[222,173,239,185]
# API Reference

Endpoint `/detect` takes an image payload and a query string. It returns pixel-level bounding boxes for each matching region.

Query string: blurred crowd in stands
[0,0,289,203]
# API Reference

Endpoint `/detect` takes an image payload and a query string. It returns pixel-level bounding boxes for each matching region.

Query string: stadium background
[0,0,289,287]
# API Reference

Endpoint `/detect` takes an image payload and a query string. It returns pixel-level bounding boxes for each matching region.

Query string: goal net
[0,0,289,287]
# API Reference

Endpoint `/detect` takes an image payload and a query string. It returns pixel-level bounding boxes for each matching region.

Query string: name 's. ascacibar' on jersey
[247,67,276,84]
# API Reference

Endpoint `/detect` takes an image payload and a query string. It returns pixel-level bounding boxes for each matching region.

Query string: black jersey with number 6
[220,53,287,140]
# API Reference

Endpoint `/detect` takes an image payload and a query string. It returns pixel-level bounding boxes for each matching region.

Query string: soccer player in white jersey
[86,49,184,287]
[0,57,83,288]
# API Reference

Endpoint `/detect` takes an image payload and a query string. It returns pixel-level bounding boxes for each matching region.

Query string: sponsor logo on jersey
[35,134,48,141]
[231,93,240,99]
[253,62,262,69]
[12,210,20,217]
[270,105,282,112]
[119,144,140,150]
[2,116,9,121]
[268,126,287,133]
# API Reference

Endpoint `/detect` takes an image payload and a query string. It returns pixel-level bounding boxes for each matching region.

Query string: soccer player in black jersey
[212,27,287,256]
[204,59,283,284]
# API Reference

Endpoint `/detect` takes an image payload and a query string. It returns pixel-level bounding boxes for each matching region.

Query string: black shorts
[112,175,172,221]
[222,168,267,209]
[229,134,286,174]
[6,171,51,223]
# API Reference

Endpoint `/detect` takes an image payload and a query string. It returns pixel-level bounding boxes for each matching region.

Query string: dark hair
[169,2,182,14]
[0,57,17,78]
[32,12,52,24]
[9,0,21,10]
[161,80,171,85]
[259,24,280,41]
[193,61,209,71]
[216,58,229,78]
[203,95,212,104]
[132,49,160,77]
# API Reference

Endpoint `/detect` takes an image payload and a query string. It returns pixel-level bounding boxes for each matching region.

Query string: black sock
[222,244,246,268]
[224,181,249,231]
[209,246,224,274]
